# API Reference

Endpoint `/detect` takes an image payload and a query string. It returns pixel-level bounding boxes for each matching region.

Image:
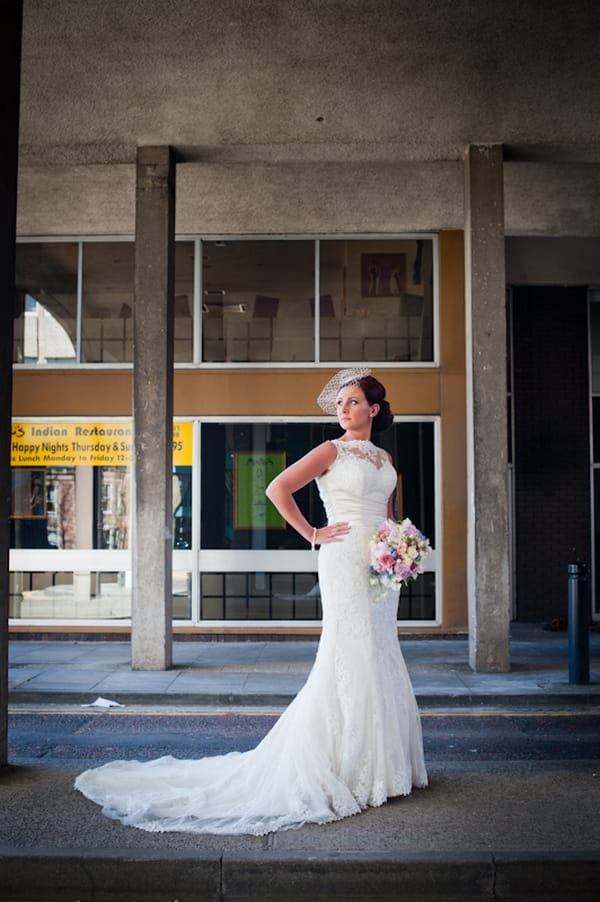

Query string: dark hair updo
[355,375,393,434]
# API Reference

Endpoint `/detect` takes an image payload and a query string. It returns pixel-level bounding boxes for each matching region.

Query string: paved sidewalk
[8,622,600,708]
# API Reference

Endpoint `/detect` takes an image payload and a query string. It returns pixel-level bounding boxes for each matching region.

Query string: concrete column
[464,144,511,673]
[131,146,175,670]
[0,0,22,766]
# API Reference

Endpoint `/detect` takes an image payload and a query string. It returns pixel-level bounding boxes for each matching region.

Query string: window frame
[14,233,440,369]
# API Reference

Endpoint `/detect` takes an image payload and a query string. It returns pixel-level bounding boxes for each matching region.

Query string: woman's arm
[266,441,350,545]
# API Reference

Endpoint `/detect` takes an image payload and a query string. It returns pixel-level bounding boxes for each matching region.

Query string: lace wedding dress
[75,439,428,834]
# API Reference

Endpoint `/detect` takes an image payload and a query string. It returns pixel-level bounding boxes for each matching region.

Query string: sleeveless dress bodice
[316,439,396,529]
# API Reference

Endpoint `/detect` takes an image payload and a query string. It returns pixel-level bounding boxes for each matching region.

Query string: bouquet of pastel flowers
[368,518,431,598]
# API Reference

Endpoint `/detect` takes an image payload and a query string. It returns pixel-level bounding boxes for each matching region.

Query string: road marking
[9,704,600,718]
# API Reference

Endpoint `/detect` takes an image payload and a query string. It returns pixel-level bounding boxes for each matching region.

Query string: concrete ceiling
[19,0,600,167]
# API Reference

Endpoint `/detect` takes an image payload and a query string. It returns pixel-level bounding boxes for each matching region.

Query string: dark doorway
[511,286,590,622]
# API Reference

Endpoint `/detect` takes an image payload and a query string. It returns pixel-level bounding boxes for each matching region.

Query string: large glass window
[201,421,435,551]
[9,419,193,621]
[201,240,315,363]
[319,239,434,362]
[15,240,194,365]
[174,243,195,362]
[9,417,436,622]
[9,570,192,620]
[589,290,600,617]
[200,420,436,620]
[81,241,195,363]
[81,242,135,363]
[15,236,436,366]
[14,243,78,364]
[201,571,321,620]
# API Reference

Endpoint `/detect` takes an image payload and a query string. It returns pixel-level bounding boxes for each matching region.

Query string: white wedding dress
[75,439,428,834]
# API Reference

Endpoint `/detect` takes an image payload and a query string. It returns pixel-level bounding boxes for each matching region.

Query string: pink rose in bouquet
[368,518,431,599]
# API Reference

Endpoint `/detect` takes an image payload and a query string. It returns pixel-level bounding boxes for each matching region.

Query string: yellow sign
[11,421,193,467]
[172,422,192,467]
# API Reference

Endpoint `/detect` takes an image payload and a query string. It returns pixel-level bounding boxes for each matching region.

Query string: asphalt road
[3,705,600,902]
[8,707,600,766]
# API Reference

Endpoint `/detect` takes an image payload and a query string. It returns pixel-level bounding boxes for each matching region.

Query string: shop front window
[200,420,436,620]
[9,419,193,620]
[9,570,192,620]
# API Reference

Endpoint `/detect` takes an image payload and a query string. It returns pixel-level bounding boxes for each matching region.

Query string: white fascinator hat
[316,367,372,415]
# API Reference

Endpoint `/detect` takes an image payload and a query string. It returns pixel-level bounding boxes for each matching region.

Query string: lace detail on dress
[333,439,389,470]
[75,434,427,835]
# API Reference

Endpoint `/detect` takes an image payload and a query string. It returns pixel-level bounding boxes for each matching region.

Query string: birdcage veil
[316,367,372,414]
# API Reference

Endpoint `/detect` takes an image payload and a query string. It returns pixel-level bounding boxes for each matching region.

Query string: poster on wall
[234,452,286,529]
[361,253,406,298]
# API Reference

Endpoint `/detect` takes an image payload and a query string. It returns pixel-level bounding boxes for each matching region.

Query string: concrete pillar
[464,144,511,673]
[0,0,22,766]
[131,146,175,670]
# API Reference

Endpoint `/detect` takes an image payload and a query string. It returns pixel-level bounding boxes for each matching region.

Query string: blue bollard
[568,562,590,685]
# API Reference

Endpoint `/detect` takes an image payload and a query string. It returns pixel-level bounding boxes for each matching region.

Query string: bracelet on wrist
[310,526,317,550]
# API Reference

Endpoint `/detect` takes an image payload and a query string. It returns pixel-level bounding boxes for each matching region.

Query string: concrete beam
[14,159,600,239]
[0,0,23,766]
[131,146,175,670]
[464,145,511,673]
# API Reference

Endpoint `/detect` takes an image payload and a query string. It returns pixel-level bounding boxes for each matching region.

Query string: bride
[75,368,428,834]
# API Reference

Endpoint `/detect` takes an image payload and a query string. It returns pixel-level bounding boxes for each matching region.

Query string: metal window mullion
[191,418,201,622]
[76,241,83,362]
[193,238,202,364]
[588,292,598,617]
[314,239,320,362]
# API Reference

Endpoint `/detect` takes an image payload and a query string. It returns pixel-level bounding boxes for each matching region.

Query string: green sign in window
[234,452,286,529]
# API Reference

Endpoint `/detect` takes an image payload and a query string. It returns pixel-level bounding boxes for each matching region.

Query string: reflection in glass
[11,459,190,553]
[200,420,435,620]
[82,242,135,363]
[8,570,192,620]
[11,467,77,549]
[319,239,434,362]
[201,240,314,362]
[201,571,321,620]
[16,237,435,366]
[589,292,600,393]
[14,243,78,364]
[174,242,195,362]
[173,467,192,548]
[201,421,435,551]
[95,467,130,549]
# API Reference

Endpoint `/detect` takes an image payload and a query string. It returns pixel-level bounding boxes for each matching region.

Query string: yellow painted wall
[12,231,467,630]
